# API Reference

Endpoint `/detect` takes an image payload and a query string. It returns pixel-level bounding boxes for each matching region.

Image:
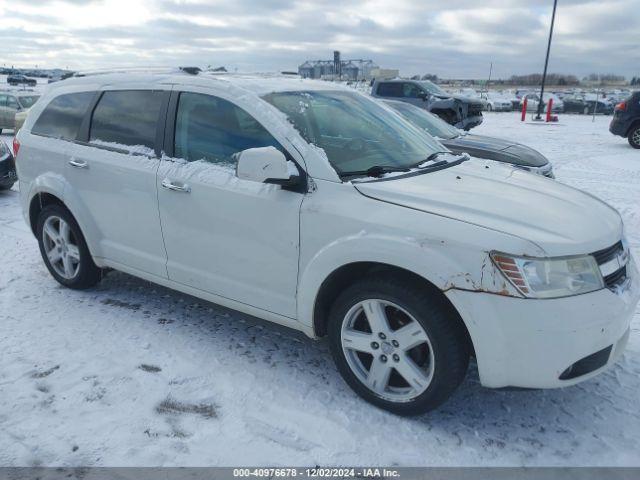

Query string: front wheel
[628,125,640,149]
[37,205,102,289]
[328,275,470,415]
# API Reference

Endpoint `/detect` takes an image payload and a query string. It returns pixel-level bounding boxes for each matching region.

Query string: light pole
[536,0,559,120]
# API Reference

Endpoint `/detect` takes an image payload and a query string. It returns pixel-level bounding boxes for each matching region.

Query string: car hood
[441,134,549,167]
[353,161,621,255]
[434,93,483,105]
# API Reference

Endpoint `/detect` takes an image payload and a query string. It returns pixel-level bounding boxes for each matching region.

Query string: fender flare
[28,173,103,260]
[296,232,474,330]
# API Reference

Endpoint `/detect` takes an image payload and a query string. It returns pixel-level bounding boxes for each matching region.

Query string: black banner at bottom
[0,467,638,480]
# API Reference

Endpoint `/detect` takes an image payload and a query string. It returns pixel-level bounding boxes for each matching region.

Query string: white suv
[15,71,639,415]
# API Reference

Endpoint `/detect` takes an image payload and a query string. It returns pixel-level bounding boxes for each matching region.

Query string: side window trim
[162,90,180,158]
[77,91,104,142]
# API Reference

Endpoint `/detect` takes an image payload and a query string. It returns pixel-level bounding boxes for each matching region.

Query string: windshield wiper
[410,151,450,168]
[341,165,411,178]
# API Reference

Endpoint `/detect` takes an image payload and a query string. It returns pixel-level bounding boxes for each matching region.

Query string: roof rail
[73,66,201,78]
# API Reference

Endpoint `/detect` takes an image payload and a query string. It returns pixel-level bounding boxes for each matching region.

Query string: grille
[591,241,628,289]
[592,241,623,264]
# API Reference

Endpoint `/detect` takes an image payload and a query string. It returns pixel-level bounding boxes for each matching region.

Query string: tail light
[13,137,20,157]
[615,101,627,111]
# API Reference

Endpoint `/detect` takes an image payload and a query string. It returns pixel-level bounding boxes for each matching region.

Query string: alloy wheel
[340,299,435,403]
[42,215,81,279]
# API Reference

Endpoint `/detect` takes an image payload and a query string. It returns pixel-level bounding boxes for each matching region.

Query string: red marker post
[521,97,528,121]
[546,98,553,122]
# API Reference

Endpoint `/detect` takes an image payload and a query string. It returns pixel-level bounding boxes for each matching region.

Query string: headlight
[491,252,604,298]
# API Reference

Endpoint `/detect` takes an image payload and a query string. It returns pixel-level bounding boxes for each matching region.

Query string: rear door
[156,88,304,318]
[65,89,169,278]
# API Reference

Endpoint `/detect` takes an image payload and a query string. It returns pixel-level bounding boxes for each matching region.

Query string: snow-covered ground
[0,113,639,467]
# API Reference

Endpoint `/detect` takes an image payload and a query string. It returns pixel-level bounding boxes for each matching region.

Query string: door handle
[68,159,88,169]
[161,178,191,193]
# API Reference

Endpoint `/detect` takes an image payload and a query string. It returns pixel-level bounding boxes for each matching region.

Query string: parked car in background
[609,91,640,148]
[384,100,554,177]
[7,75,37,87]
[564,94,614,115]
[0,140,17,190]
[15,71,638,415]
[0,91,40,133]
[520,93,564,113]
[372,79,484,130]
[481,92,512,112]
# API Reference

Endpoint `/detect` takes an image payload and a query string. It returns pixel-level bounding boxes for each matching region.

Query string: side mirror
[236,146,301,186]
[418,91,429,101]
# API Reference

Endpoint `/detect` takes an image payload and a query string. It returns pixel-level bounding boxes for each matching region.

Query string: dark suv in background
[609,91,640,148]
[371,79,483,130]
[7,75,37,87]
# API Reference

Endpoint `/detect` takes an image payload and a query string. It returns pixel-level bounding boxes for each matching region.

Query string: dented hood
[353,161,622,256]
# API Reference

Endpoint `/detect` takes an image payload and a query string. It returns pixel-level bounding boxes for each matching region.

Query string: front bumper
[446,255,639,389]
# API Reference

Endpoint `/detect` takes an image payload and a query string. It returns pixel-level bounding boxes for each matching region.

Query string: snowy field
[0,112,639,467]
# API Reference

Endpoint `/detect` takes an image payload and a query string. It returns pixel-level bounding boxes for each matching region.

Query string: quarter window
[174,92,279,165]
[90,90,164,150]
[31,92,95,140]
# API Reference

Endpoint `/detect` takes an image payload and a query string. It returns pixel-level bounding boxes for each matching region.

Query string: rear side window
[174,92,279,165]
[90,90,164,150]
[32,92,94,140]
[377,82,403,97]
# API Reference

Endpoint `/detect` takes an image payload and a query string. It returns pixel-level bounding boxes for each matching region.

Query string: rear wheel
[328,275,470,415]
[37,205,102,289]
[628,125,640,149]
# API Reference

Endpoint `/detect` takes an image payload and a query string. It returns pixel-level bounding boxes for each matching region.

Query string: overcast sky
[1,0,638,78]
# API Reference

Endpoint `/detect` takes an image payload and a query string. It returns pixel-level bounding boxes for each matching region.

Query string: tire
[328,275,470,415]
[628,125,640,149]
[36,204,102,289]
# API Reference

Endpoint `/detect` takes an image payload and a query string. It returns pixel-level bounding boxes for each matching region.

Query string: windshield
[419,81,447,96]
[18,95,40,108]
[263,90,446,176]
[387,102,460,140]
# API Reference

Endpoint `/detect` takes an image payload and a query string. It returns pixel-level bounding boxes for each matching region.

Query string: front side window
[0,95,7,107]
[18,95,39,109]
[31,92,94,140]
[263,90,444,176]
[419,81,447,96]
[174,92,279,165]
[402,83,422,98]
[90,90,164,150]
